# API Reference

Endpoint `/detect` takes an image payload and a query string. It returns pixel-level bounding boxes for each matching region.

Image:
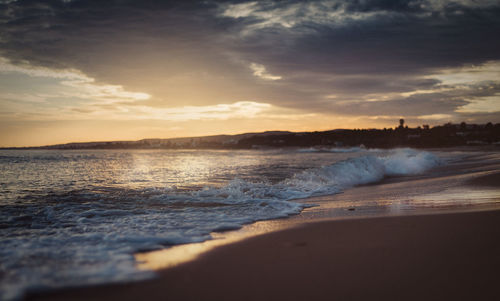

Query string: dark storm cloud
[1,0,500,122]
[231,1,500,75]
[330,93,468,116]
[3,0,500,73]
[328,82,500,117]
[0,0,221,69]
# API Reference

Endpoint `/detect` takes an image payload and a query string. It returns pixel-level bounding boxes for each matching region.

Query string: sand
[28,209,500,301]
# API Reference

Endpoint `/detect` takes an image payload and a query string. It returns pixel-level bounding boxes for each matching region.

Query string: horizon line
[1,121,497,149]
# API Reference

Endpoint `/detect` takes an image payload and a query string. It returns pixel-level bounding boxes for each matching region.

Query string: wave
[193,148,442,203]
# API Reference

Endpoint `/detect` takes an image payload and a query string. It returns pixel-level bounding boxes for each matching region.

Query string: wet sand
[29,209,500,301]
[27,151,500,301]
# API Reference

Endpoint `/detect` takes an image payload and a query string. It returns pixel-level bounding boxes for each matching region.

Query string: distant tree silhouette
[399,119,405,128]
[460,122,467,130]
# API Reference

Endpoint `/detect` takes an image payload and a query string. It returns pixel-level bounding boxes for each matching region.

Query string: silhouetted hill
[1,131,293,149]
[236,123,500,149]
[2,123,499,150]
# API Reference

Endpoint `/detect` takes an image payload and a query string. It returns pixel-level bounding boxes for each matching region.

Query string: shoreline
[28,209,500,301]
[26,152,500,301]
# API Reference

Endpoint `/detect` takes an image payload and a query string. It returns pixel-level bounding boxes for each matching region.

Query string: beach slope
[29,209,500,301]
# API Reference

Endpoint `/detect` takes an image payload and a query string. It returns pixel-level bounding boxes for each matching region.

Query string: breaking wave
[199,148,441,202]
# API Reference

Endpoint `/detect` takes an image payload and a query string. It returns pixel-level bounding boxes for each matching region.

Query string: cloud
[426,60,500,86]
[417,114,454,120]
[0,61,275,122]
[249,63,282,80]
[0,57,85,80]
[131,101,272,121]
[0,57,151,104]
[457,96,500,113]
[221,1,259,18]
[219,0,390,35]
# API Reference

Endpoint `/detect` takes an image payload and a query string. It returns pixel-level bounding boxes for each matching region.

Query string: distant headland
[3,121,500,150]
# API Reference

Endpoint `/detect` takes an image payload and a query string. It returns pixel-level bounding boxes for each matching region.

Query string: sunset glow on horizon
[1,0,500,147]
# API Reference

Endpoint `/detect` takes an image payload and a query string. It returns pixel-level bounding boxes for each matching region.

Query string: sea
[0,147,474,300]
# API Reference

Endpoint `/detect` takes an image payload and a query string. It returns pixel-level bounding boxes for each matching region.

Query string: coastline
[26,150,500,301]
[28,210,500,301]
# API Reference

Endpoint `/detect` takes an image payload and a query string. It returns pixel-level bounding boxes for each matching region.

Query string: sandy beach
[27,156,500,301]
[28,209,500,301]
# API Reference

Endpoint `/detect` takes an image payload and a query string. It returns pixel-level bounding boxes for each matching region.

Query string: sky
[1,0,500,147]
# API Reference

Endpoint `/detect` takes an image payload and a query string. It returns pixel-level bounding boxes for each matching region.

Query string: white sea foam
[197,148,442,202]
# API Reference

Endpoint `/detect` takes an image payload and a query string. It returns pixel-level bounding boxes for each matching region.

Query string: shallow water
[0,148,451,300]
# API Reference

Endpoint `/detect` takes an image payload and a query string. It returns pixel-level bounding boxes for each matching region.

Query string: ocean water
[0,148,443,300]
